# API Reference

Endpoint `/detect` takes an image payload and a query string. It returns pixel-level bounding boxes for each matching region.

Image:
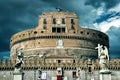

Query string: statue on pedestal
[14,49,24,72]
[95,44,110,72]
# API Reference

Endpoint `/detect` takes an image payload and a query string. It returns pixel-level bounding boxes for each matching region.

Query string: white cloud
[93,16,120,32]
[93,18,120,32]
[97,7,104,15]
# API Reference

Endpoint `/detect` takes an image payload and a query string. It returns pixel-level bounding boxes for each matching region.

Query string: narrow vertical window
[88,67,91,72]
[71,24,74,29]
[57,27,61,33]
[71,19,74,24]
[52,27,56,33]
[73,60,75,63]
[71,19,75,29]
[43,19,47,24]
[53,18,56,24]
[62,18,65,24]
[62,27,65,33]
[43,25,47,29]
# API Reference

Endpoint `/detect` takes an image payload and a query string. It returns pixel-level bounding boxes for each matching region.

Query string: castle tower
[10,11,109,61]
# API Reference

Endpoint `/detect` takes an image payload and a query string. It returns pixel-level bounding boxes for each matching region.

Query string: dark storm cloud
[94,12,120,24]
[85,0,120,9]
[41,0,83,12]
[0,51,9,59]
[0,0,47,52]
[107,27,120,59]
[0,0,68,52]
[110,50,120,59]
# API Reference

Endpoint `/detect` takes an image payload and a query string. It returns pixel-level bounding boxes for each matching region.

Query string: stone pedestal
[100,70,111,80]
[13,72,24,80]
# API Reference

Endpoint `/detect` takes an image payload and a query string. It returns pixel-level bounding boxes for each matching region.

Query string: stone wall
[0,70,120,80]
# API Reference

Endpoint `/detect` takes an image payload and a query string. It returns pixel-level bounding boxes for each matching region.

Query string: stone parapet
[0,59,119,71]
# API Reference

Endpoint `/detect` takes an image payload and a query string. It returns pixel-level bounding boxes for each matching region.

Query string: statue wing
[104,46,109,60]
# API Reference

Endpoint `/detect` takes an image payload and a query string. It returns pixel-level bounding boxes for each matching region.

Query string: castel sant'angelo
[0,9,120,80]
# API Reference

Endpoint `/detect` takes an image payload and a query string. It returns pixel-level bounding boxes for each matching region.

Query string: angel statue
[95,44,110,72]
[14,49,24,72]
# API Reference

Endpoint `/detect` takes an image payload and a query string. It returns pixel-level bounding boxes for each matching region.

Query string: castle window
[93,33,95,35]
[34,31,37,34]
[52,27,56,33]
[23,34,25,36]
[41,31,44,33]
[53,18,56,24]
[62,27,65,33]
[71,19,75,24]
[57,27,61,33]
[80,31,83,34]
[71,24,75,29]
[62,18,65,24]
[73,60,75,63]
[52,27,66,33]
[43,19,47,24]
[58,60,61,63]
[87,32,89,35]
[43,25,47,29]
[88,67,91,72]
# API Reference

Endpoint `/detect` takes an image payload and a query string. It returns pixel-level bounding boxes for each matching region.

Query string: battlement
[0,59,119,71]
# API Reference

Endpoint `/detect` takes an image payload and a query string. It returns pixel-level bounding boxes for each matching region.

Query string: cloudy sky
[0,0,120,59]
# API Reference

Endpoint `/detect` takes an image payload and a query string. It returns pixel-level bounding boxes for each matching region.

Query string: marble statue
[95,44,103,58]
[95,44,110,72]
[14,49,24,72]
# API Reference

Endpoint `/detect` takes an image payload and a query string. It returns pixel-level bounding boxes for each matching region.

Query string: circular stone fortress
[10,12,109,61]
